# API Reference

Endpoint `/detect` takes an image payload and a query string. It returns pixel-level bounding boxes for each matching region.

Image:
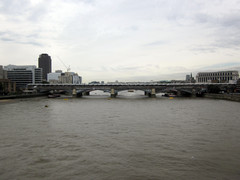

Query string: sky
[0,0,240,82]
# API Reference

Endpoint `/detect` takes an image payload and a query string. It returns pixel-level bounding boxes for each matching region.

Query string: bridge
[27,82,235,98]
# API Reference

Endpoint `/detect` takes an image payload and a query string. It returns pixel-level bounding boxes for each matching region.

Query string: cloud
[1,0,240,82]
[201,62,240,70]
[144,41,168,47]
[0,31,43,46]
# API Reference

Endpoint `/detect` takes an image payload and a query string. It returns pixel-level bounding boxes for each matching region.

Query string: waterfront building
[236,79,240,93]
[196,71,239,83]
[4,65,42,89]
[0,65,16,94]
[38,53,52,81]
[0,65,7,79]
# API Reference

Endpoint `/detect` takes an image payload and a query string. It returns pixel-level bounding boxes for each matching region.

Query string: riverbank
[204,93,240,102]
[0,93,47,100]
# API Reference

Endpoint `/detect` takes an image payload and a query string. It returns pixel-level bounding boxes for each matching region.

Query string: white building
[47,71,62,84]
[47,71,82,84]
[196,71,239,83]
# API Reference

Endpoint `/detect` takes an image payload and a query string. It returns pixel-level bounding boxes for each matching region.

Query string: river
[0,92,240,179]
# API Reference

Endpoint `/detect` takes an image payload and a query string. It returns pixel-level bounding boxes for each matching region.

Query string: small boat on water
[48,94,61,98]
[163,93,177,97]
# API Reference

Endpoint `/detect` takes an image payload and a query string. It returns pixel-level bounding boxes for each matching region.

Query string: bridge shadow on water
[79,90,167,100]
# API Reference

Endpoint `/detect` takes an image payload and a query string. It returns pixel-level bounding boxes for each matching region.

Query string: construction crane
[57,56,71,72]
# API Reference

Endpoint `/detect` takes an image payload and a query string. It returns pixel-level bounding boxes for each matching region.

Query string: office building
[0,65,7,79]
[38,53,52,81]
[185,73,195,83]
[47,70,62,84]
[4,65,42,89]
[59,72,82,84]
[47,70,82,84]
[196,71,239,83]
[0,65,16,94]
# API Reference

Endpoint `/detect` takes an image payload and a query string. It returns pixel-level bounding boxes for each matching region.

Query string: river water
[0,92,240,180]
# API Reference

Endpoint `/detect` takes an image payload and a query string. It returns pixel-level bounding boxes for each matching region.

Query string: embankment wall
[204,93,240,102]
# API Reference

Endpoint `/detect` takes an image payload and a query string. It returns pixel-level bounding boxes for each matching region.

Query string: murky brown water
[0,93,240,179]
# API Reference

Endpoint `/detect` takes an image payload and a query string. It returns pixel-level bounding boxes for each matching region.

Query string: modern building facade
[4,65,42,89]
[196,71,239,83]
[38,53,52,81]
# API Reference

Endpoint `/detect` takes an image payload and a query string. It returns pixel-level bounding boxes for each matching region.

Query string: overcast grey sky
[1,0,240,82]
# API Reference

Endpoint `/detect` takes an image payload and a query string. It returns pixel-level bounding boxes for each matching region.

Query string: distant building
[186,73,195,83]
[4,65,42,89]
[0,65,7,79]
[59,72,81,84]
[89,81,100,85]
[38,54,52,81]
[0,65,16,94]
[236,79,240,93]
[47,71,62,84]
[47,71,82,84]
[196,71,239,83]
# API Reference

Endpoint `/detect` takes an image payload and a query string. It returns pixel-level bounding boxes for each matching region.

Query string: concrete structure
[0,79,16,94]
[47,71,62,84]
[59,72,82,84]
[196,71,239,83]
[47,71,82,84]
[0,65,16,94]
[186,73,195,83]
[38,54,52,81]
[0,65,7,79]
[236,79,240,93]
[4,65,42,89]
[27,82,236,98]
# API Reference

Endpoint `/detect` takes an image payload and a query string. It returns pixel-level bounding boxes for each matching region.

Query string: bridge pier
[76,92,83,97]
[110,89,118,98]
[145,89,156,98]
[144,91,147,96]
[149,88,156,98]
[72,89,77,97]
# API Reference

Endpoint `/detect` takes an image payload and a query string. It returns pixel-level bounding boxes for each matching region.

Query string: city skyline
[1,0,240,82]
